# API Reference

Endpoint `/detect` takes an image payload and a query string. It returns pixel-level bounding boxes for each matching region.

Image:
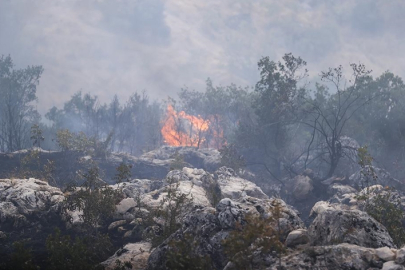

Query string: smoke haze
[1,0,405,113]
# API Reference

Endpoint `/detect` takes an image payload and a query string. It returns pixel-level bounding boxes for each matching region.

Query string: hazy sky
[1,0,405,114]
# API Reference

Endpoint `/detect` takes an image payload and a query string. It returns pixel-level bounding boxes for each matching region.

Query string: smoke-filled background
[2,0,405,114]
[2,0,405,184]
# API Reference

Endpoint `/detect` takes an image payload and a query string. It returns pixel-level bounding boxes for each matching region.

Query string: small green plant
[114,162,132,188]
[30,124,44,148]
[15,149,43,179]
[56,129,75,151]
[205,179,222,207]
[222,201,285,270]
[357,146,377,189]
[363,188,405,247]
[151,177,193,247]
[43,159,56,184]
[65,164,121,234]
[92,131,114,159]
[56,129,113,158]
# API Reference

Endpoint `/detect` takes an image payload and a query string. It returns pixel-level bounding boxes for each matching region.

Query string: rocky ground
[1,146,405,269]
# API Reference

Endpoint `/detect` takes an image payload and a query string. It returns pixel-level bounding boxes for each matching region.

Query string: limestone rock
[146,196,304,270]
[349,166,403,190]
[139,146,221,174]
[285,229,310,248]
[108,220,127,230]
[382,261,404,270]
[396,247,405,264]
[101,242,151,270]
[294,175,313,201]
[308,203,395,248]
[272,243,382,270]
[327,184,357,196]
[216,167,268,200]
[116,198,137,214]
[376,247,396,261]
[0,178,65,230]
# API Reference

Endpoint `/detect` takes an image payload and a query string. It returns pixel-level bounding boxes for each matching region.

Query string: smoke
[1,0,405,115]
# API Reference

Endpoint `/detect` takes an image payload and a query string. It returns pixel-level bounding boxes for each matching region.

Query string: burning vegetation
[161,104,225,149]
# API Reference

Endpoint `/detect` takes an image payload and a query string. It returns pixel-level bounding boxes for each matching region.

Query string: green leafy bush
[150,177,193,247]
[363,188,405,247]
[65,165,121,234]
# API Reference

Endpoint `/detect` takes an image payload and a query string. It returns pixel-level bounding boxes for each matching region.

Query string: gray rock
[308,203,395,248]
[382,261,404,270]
[108,220,127,230]
[271,243,382,270]
[146,196,304,270]
[395,247,405,264]
[285,229,310,248]
[0,178,65,230]
[349,166,403,190]
[376,247,396,261]
[216,167,268,200]
[285,175,313,201]
[138,146,221,174]
[101,242,151,270]
[327,184,357,196]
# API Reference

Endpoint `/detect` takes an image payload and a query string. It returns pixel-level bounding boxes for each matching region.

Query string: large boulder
[0,178,67,266]
[308,201,395,248]
[349,166,403,190]
[146,196,304,270]
[285,174,314,201]
[0,178,65,230]
[215,167,268,200]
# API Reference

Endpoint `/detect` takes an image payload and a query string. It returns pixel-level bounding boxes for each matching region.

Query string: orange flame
[161,105,224,149]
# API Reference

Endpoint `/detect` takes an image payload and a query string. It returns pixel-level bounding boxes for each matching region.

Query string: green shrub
[7,241,38,270]
[363,188,405,247]
[165,233,212,270]
[151,177,193,247]
[65,164,121,234]
[46,228,111,270]
[222,201,285,270]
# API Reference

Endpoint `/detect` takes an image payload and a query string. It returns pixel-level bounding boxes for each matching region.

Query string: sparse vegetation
[222,201,285,270]
[219,143,245,173]
[114,162,132,188]
[362,188,405,247]
[151,177,194,247]
[64,164,121,234]
[165,233,212,270]
[46,228,108,270]
[169,151,186,171]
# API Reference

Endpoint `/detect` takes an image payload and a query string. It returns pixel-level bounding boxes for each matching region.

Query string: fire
[161,105,224,149]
